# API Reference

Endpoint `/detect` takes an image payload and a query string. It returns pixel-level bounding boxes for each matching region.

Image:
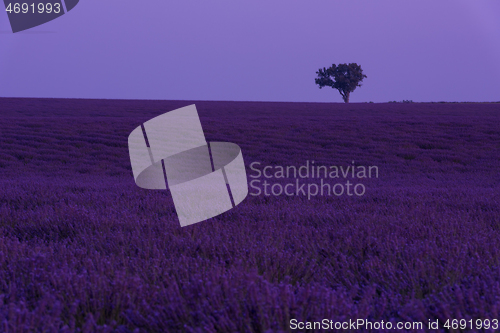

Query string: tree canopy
[315,63,367,103]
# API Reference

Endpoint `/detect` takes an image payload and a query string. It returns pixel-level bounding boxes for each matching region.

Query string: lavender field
[0,98,499,332]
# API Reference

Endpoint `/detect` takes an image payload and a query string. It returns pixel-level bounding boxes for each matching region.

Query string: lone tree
[315,63,367,103]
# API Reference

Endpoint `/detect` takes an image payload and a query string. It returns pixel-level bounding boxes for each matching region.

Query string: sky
[0,0,499,103]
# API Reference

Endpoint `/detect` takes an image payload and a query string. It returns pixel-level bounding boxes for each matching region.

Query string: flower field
[0,98,499,332]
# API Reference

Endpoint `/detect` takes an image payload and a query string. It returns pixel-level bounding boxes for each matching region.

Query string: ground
[0,98,499,332]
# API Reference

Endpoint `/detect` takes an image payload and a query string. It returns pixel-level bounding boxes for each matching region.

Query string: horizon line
[0,96,499,104]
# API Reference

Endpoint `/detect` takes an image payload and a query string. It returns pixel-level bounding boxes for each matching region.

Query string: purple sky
[1,0,499,103]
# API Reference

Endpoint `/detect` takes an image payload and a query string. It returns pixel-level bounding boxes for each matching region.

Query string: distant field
[0,98,499,332]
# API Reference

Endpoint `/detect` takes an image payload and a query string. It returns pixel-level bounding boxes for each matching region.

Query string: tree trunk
[344,92,350,103]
